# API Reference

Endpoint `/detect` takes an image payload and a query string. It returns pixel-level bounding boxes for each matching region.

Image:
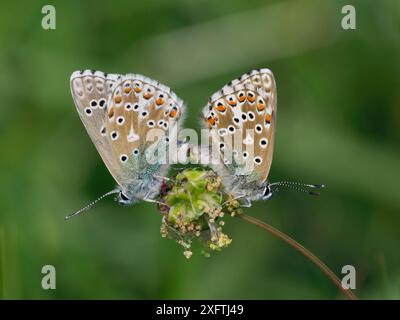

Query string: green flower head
[158,168,234,258]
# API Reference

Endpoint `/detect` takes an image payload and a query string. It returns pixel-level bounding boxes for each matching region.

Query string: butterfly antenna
[269,181,325,196]
[65,189,119,221]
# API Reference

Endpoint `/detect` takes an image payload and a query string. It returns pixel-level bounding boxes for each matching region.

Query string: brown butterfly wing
[105,74,185,189]
[202,69,277,187]
[70,70,124,183]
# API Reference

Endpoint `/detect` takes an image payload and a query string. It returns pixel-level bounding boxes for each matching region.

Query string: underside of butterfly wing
[202,69,277,195]
[71,70,185,200]
[105,74,185,197]
[70,70,123,183]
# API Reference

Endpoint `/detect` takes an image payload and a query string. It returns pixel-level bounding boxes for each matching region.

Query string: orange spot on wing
[134,87,142,93]
[207,116,216,128]
[238,94,246,102]
[257,102,265,112]
[265,113,272,123]
[143,93,153,100]
[169,108,178,118]
[156,97,164,106]
[216,104,226,112]
[124,87,131,94]
[114,96,122,104]
[247,94,255,103]
[228,100,237,107]
[108,107,115,118]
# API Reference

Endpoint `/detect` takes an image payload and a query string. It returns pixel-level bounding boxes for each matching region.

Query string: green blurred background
[0,0,399,299]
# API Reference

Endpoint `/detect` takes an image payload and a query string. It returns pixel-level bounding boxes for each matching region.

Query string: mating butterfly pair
[67,69,322,219]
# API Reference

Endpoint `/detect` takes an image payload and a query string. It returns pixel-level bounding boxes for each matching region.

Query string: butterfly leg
[239,196,252,208]
[143,192,170,208]
[221,193,252,207]
[153,174,172,182]
[143,196,169,207]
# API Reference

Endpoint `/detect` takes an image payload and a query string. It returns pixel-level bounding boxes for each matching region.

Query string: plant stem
[237,213,358,300]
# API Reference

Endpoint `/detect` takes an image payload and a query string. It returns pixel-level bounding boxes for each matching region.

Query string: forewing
[70,70,123,183]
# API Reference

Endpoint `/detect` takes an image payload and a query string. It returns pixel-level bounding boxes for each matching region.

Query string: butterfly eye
[263,185,272,198]
[125,103,132,111]
[100,125,106,136]
[118,191,132,204]
[147,120,155,128]
[132,148,140,156]
[243,151,248,159]
[141,111,148,118]
[133,104,140,111]
[219,142,225,150]
[241,113,247,121]
[158,120,165,127]
[255,124,263,133]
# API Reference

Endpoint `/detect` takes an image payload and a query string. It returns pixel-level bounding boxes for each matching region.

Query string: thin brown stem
[237,213,358,300]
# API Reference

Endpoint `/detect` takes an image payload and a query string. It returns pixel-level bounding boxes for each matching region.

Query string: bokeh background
[0,0,399,299]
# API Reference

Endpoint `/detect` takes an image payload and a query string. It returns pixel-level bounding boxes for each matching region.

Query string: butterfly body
[70,70,185,207]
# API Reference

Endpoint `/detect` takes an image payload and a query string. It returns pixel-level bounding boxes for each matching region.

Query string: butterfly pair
[68,69,322,219]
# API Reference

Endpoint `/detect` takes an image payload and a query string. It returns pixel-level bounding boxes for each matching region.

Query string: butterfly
[201,68,323,206]
[67,70,186,219]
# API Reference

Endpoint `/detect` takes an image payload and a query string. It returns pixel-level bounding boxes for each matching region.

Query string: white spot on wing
[127,126,139,142]
[243,133,254,145]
